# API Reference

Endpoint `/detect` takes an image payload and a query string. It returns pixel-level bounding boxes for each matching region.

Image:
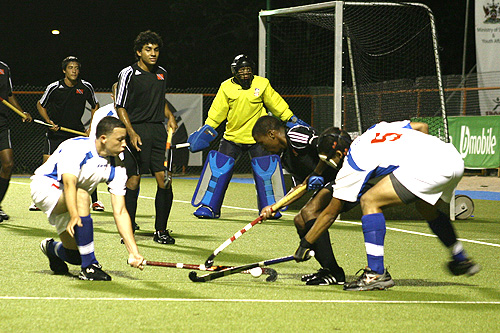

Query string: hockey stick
[189,252,313,283]
[0,96,86,136]
[204,184,307,267]
[144,260,278,282]
[164,127,174,187]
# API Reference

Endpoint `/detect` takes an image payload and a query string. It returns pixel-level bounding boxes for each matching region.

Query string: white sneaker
[92,201,105,211]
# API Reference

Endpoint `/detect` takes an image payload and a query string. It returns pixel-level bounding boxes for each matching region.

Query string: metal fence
[10,73,500,175]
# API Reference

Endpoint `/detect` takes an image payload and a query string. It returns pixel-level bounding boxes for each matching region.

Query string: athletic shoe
[40,238,69,275]
[0,207,9,221]
[447,259,481,276]
[29,202,41,211]
[302,268,345,285]
[79,263,111,281]
[343,267,395,291]
[153,230,175,244]
[133,223,140,231]
[92,201,105,212]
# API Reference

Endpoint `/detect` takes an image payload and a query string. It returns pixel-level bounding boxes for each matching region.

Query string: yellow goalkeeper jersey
[205,75,293,144]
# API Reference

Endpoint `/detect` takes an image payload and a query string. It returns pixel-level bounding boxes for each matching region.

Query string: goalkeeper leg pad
[192,150,234,219]
[251,155,286,219]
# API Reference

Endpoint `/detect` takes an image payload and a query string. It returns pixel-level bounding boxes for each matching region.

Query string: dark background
[2,0,474,90]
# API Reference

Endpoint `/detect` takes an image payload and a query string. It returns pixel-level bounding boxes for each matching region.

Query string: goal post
[258,1,448,141]
[259,1,458,220]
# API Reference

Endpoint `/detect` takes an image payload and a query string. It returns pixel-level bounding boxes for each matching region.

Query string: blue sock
[74,215,98,268]
[450,241,468,262]
[51,241,82,265]
[361,213,386,274]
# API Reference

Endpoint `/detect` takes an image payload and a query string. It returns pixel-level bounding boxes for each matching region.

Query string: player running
[294,120,480,291]
[253,116,351,285]
[32,116,144,281]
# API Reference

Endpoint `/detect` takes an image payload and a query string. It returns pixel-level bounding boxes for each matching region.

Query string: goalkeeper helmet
[317,127,352,170]
[231,54,255,90]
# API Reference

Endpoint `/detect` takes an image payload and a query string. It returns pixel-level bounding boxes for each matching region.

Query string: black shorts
[44,134,77,155]
[127,122,167,175]
[123,146,140,178]
[0,128,12,151]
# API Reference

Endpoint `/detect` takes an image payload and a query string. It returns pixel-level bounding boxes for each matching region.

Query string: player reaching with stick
[253,116,353,285]
[30,56,103,211]
[294,121,480,291]
[0,61,32,221]
[116,30,178,244]
[33,116,144,281]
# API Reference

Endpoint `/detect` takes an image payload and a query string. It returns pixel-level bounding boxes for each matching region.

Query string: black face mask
[234,73,254,90]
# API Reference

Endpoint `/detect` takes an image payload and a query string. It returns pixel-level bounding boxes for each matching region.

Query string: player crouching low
[31,116,144,281]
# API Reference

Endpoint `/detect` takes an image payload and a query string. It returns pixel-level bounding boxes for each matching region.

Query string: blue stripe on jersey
[80,151,94,168]
[372,165,399,178]
[44,164,58,180]
[106,110,115,116]
[108,157,116,182]
[404,123,412,129]
[346,154,363,171]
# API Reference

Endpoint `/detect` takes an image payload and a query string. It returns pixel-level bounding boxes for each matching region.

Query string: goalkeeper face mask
[231,54,255,90]
[234,66,254,90]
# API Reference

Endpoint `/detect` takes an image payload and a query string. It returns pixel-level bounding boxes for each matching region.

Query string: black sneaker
[0,207,9,221]
[153,230,175,244]
[40,238,69,275]
[447,259,481,276]
[79,263,111,281]
[133,223,140,231]
[343,267,395,291]
[303,268,345,285]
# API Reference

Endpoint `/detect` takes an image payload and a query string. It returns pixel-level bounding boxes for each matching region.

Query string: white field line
[11,181,500,248]
[0,296,500,304]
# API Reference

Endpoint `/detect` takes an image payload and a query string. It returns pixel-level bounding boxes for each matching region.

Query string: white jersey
[89,103,118,140]
[333,120,464,205]
[32,137,127,196]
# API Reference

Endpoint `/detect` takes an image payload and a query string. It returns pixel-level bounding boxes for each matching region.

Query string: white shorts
[30,176,70,235]
[334,145,464,205]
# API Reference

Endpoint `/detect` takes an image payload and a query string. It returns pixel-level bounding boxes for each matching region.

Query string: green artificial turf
[1,177,499,331]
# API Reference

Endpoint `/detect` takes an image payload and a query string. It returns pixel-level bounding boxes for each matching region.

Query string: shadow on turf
[280,273,477,287]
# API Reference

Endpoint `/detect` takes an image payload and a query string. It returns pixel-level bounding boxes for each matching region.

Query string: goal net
[259,1,448,140]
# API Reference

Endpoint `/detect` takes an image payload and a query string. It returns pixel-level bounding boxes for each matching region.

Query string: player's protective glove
[286,115,310,129]
[307,175,324,191]
[187,124,217,152]
[294,238,313,262]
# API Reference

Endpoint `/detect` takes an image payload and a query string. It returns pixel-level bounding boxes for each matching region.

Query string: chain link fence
[10,74,499,175]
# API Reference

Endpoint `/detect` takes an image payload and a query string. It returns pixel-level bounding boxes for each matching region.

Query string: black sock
[125,187,139,226]
[427,211,457,247]
[0,177,10,204]
[155,187,173,231]
[91,190,98,203]
[304,219,342,274]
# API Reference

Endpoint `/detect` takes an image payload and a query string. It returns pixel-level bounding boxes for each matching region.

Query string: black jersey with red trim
[115,62,167,124]
[39,78,98,138]
[281,125,338,183]
[0,61,14,128]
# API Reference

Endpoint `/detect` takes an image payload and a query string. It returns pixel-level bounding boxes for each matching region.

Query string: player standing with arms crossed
[0,61,32,221]
[116,30,178,244]
[31,56,102,211]
[33,116,144,281]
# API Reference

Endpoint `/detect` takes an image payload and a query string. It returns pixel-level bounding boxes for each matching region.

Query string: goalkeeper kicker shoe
[79,263,111,281]
[40,238,69,275]
[302,268,345,285]
[343,267,395,291]
[447,259,481,276]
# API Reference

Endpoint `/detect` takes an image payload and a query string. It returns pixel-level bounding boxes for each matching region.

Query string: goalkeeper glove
[286,115,310,129]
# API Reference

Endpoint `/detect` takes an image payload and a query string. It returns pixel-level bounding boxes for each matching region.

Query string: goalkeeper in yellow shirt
[188,54,307,219]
